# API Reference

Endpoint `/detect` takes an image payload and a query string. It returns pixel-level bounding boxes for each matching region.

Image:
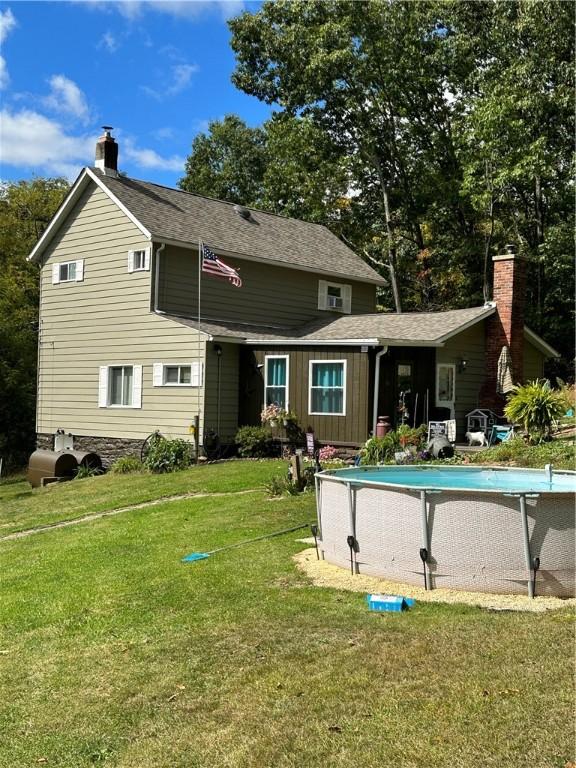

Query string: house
[29,129,559,462]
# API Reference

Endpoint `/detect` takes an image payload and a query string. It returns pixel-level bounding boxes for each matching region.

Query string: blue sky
[0,0,271,186]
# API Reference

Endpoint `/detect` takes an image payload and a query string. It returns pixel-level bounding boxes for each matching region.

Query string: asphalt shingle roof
[165,305,495,345]
[97,172,385,285]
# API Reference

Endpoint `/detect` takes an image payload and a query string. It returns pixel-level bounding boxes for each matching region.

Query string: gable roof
[163,305,497,346]
[29,167,385,285]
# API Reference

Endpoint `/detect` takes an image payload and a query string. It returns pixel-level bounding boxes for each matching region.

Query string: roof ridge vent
[233,204,252,221]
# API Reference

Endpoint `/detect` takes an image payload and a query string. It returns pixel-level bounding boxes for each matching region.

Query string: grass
[0,460,574,767]
[0,459,286,536]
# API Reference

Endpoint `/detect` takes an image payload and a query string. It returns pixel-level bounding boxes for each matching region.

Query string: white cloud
[0,108,186,179]
[0,57,9,91]
[43,75,91,125]
[152,126,175,141]
[141,62,199,100]
[0,8,17,91]
[123,138,185,172]
[0,8,16,43]
[0,109,95,179]
[98,31,118,52]
[76,0,244,22]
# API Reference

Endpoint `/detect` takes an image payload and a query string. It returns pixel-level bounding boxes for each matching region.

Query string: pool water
[323,465,576,494]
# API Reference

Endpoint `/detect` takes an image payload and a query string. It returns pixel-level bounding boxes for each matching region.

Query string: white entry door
[436,363,456,419]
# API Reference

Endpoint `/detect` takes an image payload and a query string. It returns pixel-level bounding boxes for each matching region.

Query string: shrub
[109,456,144,474]
[143,436,193,473]
[360,426,427,465]
[265,474,288,497]
[318,445,338,461]
[235,426,276,458]
[504,379,569,442]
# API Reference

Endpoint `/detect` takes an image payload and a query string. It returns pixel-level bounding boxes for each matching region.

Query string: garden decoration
[182,522,311,563]
[310,524,320,560]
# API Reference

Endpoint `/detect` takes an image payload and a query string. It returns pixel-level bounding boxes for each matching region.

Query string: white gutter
[246,338,381,346]
[153,242,166,312]
[372,346,388,435]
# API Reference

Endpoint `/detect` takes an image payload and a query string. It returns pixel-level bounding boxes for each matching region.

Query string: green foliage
[264,474,287,497]
[109,456,145,475]
[142,435,193,473]
[360,427,427,465]
[74,464,102,480]
[228,0,574,358]
[468,436,575,470]
[178,115,268,204]
[234,425,276,458]
[0,178,69,469]
[504,380,569,442]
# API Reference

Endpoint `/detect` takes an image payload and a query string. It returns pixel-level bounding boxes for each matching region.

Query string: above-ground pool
[315,466,576,597]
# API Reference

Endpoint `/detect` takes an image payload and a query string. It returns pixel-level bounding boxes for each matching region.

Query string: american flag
[201,243,242,287]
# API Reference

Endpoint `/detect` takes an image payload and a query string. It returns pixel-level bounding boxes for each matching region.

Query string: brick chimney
[95,126,118,177]
[480,245,527,411]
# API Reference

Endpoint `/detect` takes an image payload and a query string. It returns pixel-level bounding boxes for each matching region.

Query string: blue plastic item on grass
[366,594,415,612]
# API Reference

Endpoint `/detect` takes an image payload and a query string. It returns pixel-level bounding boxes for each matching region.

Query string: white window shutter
[343,285,352,314]
[153,363,163,387]
[52,264,60,285]
[127,251,134,273]
[98,367,109,407]
[318,280,328,310]
[144,248,151,271]
[132,365,143,408]
[191,362,203,387]
[76,260,84,282]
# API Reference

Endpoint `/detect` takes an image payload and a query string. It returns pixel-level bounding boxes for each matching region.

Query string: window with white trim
[264,355,289,409]
[98,365,142,408]
[52,260,84,284]
[309,360,346,415]
[152,362,203,387]
[128,248,150,273]
[318,280,351,313]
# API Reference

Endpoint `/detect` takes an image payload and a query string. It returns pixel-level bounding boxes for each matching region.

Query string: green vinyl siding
[158,245,377,326]
[37,181,207,443]
[523,340,545,380]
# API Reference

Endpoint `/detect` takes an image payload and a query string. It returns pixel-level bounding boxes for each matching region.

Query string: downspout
[372,345,389,435]
[153,242,166,313]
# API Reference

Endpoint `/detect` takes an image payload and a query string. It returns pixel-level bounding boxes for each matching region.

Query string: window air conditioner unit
[328,295,343,309]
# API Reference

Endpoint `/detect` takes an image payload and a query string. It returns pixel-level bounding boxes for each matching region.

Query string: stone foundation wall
[37,433,143,467]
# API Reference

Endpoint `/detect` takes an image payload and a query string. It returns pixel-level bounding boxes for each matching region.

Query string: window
[309,360,346,415]
[98,365,142,408]
[52,260,84,284]
[153,362,202,387]
[436,364,456,418]
[128,248,150,272]
[164,365,191,385]
[264,355,289,409]
[318,280,352,313]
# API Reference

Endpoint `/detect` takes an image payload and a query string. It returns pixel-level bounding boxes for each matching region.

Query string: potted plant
[281,409,298,427]
[261,403,282,427]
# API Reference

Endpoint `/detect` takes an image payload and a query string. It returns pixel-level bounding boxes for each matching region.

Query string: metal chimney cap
[101,126,114,137]
[505,243,517,254]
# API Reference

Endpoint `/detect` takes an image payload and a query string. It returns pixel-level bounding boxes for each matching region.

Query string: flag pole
[197,238,202,462]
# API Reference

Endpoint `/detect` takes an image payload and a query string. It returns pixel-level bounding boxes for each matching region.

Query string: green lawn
[0,459,286,536]
[0,461,573,767]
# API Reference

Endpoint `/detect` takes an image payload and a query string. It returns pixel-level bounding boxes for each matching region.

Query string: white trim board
[28,167,151,264]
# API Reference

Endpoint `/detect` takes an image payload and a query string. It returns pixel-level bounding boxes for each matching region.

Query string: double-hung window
[152,362,203,387]
[128,248,150,272]
[309,360,346,415]
[318,280,352,313]
[98,365,142,408]
[264,355,289,409]
[52,260,84,284]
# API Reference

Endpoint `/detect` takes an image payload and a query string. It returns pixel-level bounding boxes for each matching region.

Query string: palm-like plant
[504,379,568,442]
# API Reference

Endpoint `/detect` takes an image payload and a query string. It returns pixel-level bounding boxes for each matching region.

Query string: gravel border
[293,548,576,613]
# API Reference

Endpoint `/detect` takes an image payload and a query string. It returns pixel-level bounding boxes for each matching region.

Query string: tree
[229,0,574,352]
[0,177,69,469]
[178,115,267,204]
